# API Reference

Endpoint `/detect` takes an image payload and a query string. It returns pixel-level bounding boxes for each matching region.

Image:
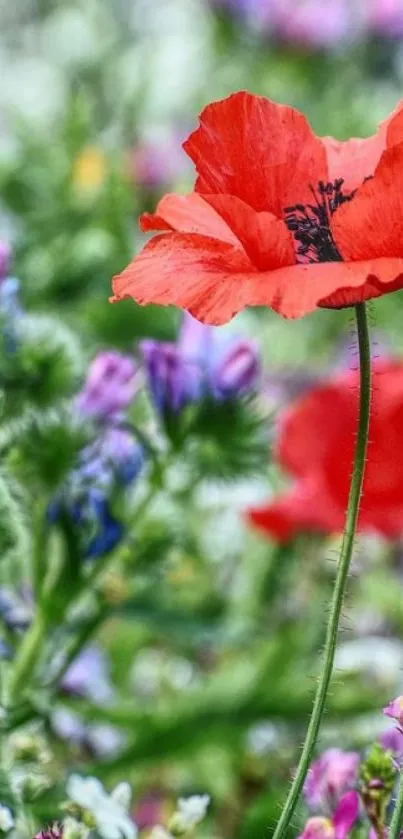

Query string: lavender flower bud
[213,340,260,398]
[140,340,199,416]
[76,352,139,421]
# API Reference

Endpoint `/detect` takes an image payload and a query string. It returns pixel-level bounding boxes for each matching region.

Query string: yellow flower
[72,146,107,191]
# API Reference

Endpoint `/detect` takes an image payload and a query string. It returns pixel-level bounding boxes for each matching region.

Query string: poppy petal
[323,135,388,194]
[111,232,258,325]
[247,497,303,543]
[110,222,297,324]
[140,193,240,245]
[268,258,403,317]
[277,383,354,478]
[322,100,403,192]
[183,91,328,217]
[112,231,403,323]
[247,481,345,543]
[201,193,296,270]
[332,142,403,262]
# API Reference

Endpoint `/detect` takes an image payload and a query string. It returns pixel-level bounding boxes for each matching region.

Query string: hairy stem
[272,303,372,839]
[389,766,403,839]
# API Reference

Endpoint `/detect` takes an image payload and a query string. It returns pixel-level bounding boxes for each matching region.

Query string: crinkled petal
[112,231,403,323]
[111,228,295,325]
[183,91,328,216]
[269,258,403,317]
[332,142,403,263]
[140,193,239,245]
[202,193,295,270]
[323,100,403,192]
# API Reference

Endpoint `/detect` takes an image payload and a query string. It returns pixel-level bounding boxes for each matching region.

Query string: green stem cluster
[272,303,372,839]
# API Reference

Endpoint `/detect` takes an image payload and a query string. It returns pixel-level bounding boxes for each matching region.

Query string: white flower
[111,783,132,811]
[63,817,91,839]
[66,774,137,839]
[0,805,14,833]
[149,828,172,839]
[171,795,210,832]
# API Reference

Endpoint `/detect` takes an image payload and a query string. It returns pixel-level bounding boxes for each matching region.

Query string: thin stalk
[389,769,403,839]
[272,303,372,839]
[8,612,47,705]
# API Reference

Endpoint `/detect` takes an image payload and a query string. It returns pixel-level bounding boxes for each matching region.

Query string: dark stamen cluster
[284,178,355,264]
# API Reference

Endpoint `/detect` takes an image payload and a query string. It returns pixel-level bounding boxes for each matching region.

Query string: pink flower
[379,726,403,757]
[0,242,11,280]
[369,0,403,37]
[304,749,360,811]
[383,696,403,727]
[271,0,360,49]
[299,792,360,839]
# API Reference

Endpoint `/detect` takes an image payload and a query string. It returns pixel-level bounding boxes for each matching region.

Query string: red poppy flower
[247,359,403,542]
[111,91,403,324]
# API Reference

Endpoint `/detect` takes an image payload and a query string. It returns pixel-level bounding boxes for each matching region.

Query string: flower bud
[360,743,397,831]
[214,340,260,398]
[140,340,199,416]
[76,352,139,421]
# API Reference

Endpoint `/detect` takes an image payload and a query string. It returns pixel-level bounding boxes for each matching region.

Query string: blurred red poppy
[111,91,403,324]
[248,360,403,542]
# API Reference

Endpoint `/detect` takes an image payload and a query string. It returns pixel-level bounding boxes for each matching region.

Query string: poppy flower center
[284,179,355,265]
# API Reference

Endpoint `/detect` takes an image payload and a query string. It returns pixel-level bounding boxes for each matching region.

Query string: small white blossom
[111,783,132,811]
[0,805,14,833]
[63,817,91,839]
[170,795,210,833]
[66,774,137,839]
[149,828,172,839]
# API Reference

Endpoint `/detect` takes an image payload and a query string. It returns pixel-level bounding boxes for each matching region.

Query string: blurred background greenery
[2,1,403,837]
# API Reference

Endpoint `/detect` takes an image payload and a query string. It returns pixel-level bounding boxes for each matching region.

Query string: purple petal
[333,791,360,839]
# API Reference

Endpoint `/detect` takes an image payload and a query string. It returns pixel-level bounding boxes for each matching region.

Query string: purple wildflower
[34,827,63,839]
[0,242,11,280]
[140,339,198,416]
[369,0,403,37]
[379,726,403,757]
[141,313,260,416]
[76,351,139,422]
[48,487,125,560]
[61,644,114,704]
[304,749,360,812]
[384,696,403,727]
[52,707,125,758]
[298,792,360,839]
[79,428,144,488]
[271,0,361,49]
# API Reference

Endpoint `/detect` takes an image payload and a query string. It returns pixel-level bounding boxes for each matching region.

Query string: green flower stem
[33,498,50,601]
[8,612,47,705]
[272,302,372,839]
[389,768,403,839]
